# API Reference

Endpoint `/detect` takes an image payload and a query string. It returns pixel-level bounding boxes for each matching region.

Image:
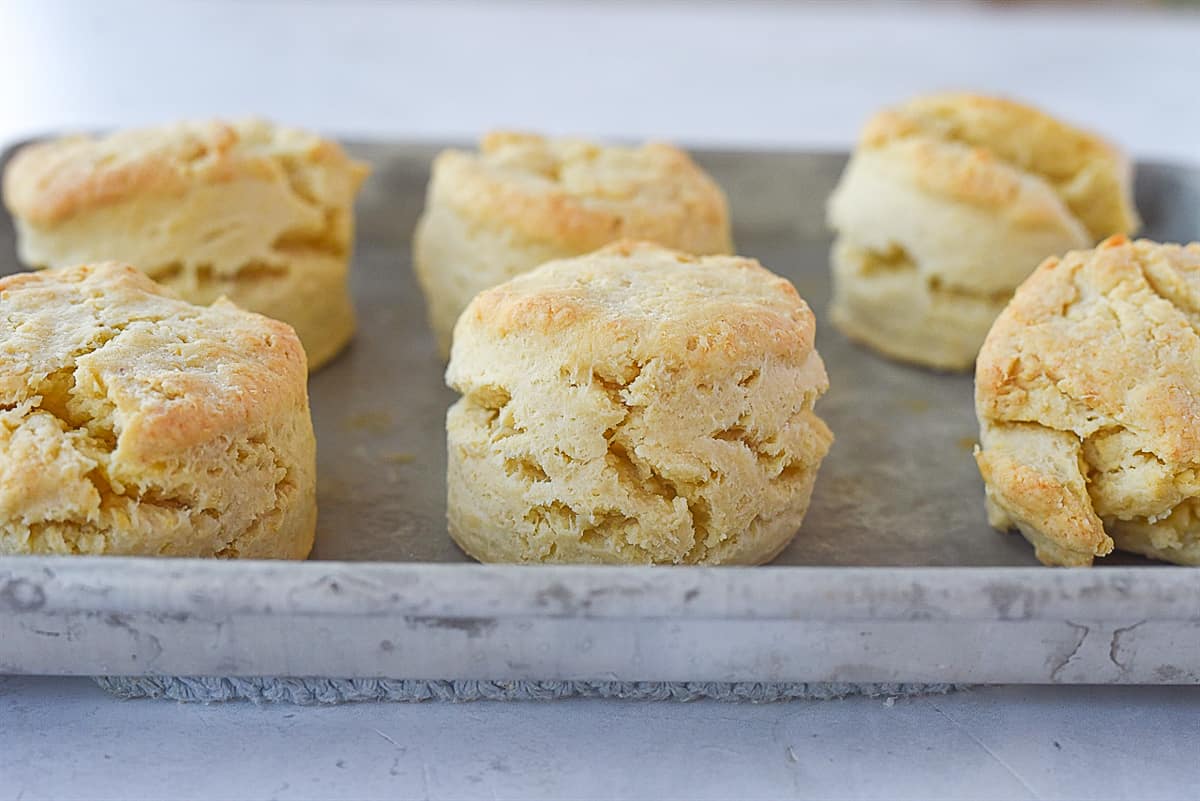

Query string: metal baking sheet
[2,141,1199,684]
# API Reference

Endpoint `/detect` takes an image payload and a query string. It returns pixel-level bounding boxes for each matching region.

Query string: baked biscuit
[445,241,832,565]
[2,119,369,371]
[828,93,1139,370]
[976,237,1200,567]
[413,131,733,356]
[0,262,316,558]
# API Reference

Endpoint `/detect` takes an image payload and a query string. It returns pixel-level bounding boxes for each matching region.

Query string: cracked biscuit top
[0,263,313,557]
[2,119,367,228]
[975,236,1200,565]
[451,240,816,373]
[427,131,732,255]
[0,262,307,449]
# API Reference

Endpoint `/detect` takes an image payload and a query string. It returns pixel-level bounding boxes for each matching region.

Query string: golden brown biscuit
[413,131,733,357]
[2,119,369,371]
[828,93,1139,370]
[445,241,832,565]
[976,236,1200,566]
[0,262,316,558]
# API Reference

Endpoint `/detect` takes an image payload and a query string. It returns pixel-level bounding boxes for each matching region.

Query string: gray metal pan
[2,142,1198,683]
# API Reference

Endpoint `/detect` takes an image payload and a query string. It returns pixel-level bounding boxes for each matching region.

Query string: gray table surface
[2,677,1199,801]
[4,2,1200,799]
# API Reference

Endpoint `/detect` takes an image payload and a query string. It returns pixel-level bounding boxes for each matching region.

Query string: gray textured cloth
[94,676,962,704]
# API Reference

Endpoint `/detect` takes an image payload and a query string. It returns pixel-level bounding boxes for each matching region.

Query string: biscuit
[2,119,369,371]
[828,93,1138,370]
[445,241,832,565]
[0,262,316,558]
[975,237,1200,567]
[413,131,733,357]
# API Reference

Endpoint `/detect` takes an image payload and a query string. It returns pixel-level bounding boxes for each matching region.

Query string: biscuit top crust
[0,262,307,458]
[3,119,369,226]
[877,138,1084,231]
[453,241,816,370]
[428,132,733,254]
[861,92,1139,238]
[977,236,1200,465]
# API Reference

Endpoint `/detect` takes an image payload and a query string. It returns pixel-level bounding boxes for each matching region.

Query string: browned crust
[975,236,1200,564]
[3,119,369,226]
[459,241,816,369]
[860,92,1138,238]
[428,132,732,254]
[978,236,1200,463]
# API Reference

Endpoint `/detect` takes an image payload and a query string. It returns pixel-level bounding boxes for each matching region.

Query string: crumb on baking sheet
[343,410,393,433]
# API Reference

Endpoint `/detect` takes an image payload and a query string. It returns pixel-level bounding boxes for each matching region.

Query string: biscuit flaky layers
[0,263,316,558]
[413,131,733,357]
[445,241,833,565]
[976,237,1200,567]
[828,92,1139,371]
[2,119,369,371]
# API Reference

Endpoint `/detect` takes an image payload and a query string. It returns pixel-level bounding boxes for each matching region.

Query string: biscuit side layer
[827,144,1090,295]
[447,347,831,564]
[830,241,1013,371]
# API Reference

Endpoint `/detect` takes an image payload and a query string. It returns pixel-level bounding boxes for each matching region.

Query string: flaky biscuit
[445,241,832,565]
[413,131,733,357]
[975,236,1200,566]
[2,119,369,371]
[828,93,1138,370]
[0,262,316,558]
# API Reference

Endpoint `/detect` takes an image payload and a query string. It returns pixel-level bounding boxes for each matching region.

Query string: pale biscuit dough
[413,131,733,357]
[445,241,832,565]
[2,119,369,371]
[0,262,316,558]
[828,93,1139,370]
[976,236,1200,566]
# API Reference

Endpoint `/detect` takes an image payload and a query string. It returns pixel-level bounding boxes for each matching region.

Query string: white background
[3,0,1200,162]
[2,2,1200,799]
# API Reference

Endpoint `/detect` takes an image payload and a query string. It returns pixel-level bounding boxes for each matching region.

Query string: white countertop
[3,677,1200,801]
[3,0,1200,164]
[2,2,1200,799]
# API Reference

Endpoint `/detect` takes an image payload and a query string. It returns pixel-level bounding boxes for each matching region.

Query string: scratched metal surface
[2,143,1199,566]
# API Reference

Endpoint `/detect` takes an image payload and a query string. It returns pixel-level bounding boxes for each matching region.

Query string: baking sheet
[3,141,1200,683]
[2,144,1198,565]
[290,144,1195,566]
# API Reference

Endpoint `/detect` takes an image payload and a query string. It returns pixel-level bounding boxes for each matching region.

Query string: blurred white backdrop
[2,0,1199,160]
